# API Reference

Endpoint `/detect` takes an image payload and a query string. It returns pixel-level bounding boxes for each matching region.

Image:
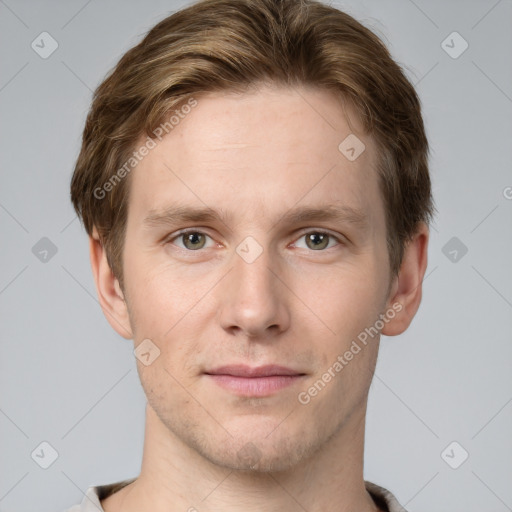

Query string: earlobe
[381,222,430,337]
[89,228,133,339]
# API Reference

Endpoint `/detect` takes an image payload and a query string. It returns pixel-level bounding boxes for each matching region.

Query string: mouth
[204,365,307,397]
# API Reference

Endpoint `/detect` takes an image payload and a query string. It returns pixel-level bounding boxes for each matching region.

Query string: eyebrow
[143,203,369,231]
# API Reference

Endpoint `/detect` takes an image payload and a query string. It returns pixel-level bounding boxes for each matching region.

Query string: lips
[204,365,306,397]
[205,364,305,377]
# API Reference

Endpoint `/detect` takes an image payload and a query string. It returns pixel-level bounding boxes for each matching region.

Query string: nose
[217,241,291,339]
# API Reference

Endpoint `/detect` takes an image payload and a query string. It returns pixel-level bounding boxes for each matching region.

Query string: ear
[381,222,429,336]
[89,227,133,339]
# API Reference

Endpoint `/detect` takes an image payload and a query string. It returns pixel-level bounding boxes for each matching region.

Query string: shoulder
[62,478,136,512]
[365,480,409,512]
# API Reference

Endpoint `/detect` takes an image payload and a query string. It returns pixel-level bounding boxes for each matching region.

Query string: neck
[106,402,380,512]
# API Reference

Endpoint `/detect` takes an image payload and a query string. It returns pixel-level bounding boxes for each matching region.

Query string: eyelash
[165,228,344,252]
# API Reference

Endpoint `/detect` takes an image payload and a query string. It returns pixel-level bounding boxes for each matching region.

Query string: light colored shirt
[64,478,408,511]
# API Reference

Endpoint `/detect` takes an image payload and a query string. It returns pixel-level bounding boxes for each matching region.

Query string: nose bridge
[234,236,274,294]
[217,235,289,337]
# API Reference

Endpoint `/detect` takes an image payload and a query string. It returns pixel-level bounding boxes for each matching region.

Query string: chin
[148,392,330,475]
[197,425,317,474]
[209,443,307,474]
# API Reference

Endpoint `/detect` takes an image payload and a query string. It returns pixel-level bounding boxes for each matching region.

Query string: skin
[90,84,429,512]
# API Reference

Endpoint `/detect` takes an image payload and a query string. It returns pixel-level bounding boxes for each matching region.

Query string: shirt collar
[78,478,408,512]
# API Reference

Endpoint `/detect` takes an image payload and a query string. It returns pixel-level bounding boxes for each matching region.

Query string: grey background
[0,0,511,511]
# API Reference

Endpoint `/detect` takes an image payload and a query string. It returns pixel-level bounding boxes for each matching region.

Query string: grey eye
[294,231,340,251]
[305,232,330,250]
[181,232,208,250]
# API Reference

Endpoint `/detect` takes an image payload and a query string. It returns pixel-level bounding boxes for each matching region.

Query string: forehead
[169,85,368,164]
[127,84,384,233]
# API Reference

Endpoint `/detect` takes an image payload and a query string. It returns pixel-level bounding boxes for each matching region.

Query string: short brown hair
[70,0,435,290]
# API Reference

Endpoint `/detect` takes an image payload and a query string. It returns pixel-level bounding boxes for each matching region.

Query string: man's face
[120,85,394,472]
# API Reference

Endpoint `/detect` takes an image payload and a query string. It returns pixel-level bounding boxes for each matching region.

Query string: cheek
[124,257,209,375]
[298,260,385,341]
[293,263,386,398]
[123,251,197,334]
